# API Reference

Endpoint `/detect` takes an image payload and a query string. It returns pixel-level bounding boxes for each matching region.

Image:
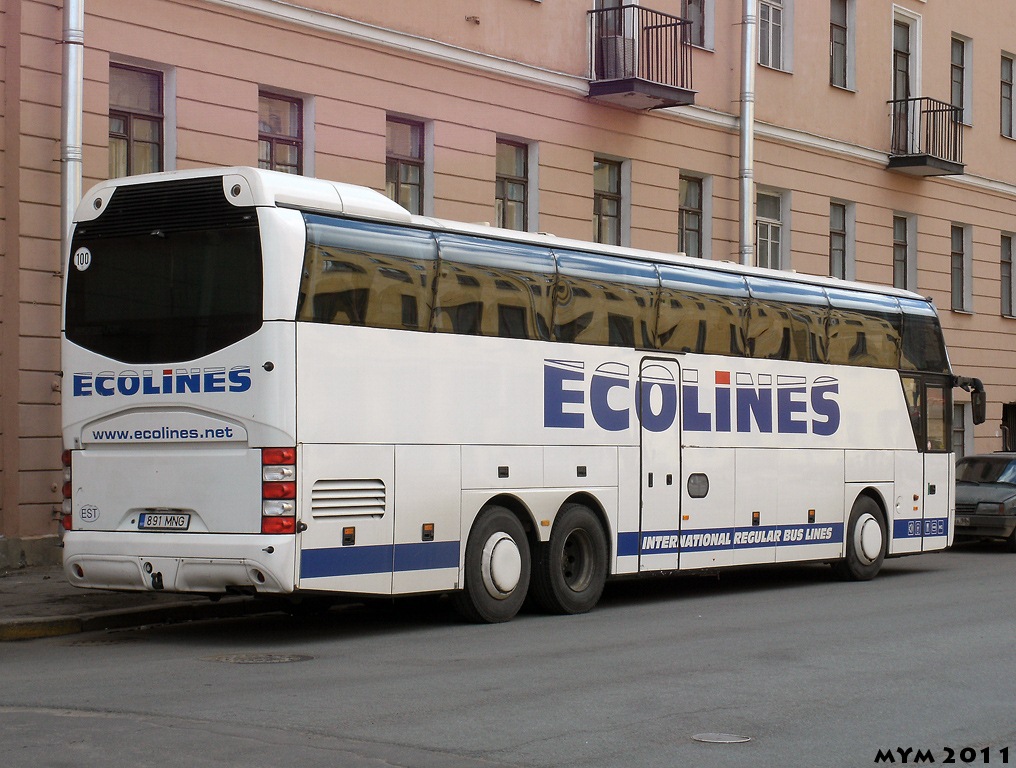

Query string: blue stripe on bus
[893,517,949,539]
[618,522,846,556]
[300,541,460,579]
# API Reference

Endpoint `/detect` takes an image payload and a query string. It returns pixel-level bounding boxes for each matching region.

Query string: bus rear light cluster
[61,450,73,531]
[262,447,296,534]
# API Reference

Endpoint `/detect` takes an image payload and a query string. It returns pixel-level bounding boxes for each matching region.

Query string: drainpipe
[61,0,84,264]
[738,0,757,267]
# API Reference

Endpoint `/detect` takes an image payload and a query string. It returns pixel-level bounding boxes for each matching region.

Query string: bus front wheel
[454,506,531,623]
[833,496,886,581]
[531,503,608,614]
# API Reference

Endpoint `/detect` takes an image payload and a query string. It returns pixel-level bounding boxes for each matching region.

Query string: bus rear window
[65,181,263,365]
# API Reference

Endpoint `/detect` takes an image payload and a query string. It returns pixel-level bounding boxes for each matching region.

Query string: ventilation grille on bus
[75,176,258,239]
[310,479,386,517]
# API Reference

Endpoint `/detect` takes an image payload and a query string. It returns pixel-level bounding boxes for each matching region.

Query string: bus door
[896,375,952,553]
[638,359,682,572]
[297,444,396,594]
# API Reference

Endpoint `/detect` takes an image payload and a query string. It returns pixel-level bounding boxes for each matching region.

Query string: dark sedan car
[955,453,1016,551]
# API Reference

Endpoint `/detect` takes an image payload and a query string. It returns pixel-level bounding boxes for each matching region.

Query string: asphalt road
[3,542,1015,768]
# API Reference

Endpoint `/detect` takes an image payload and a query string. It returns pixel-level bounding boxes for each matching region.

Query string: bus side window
[657,265,748,356]
[826,289,902,369]
[900,300,950,374]
[553,251,658,348]
[433,235,555,340]
[301,215,437,331]
[745,277,828,363]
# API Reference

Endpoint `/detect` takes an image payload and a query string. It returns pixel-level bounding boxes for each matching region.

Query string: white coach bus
[61,167,985,622]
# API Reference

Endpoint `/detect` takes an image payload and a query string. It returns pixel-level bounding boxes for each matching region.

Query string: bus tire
[833,496,886,581]
[454,506,530,624]
[530,503,608,615]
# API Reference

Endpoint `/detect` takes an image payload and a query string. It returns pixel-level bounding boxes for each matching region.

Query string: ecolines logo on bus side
[71,366,253,397]
[544,360,841,435]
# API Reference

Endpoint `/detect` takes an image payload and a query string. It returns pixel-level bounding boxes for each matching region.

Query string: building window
[678,175,703,258]
[893,214,914,291]
[830,202,847,279]
[593,157,622,246]
[108,64,163,179]
[386,118,425,215]
[1003,234,1014,317]
[759,0,784,70]
[952,404,968,459]
[756,191,783,270]
[830,0,848,88]
[951,36,971,123]
[1002,55,1014,138]
[683,0,706,48]
[258,92,303,175]
[496,140,528,231]
[951,224,971,312]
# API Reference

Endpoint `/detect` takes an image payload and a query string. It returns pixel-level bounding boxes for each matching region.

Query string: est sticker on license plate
[138,512,191,530]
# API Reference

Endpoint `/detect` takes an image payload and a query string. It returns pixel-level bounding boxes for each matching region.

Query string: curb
[0,598,266,642]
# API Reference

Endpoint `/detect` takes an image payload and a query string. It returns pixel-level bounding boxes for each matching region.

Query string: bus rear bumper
[62,531,296,595]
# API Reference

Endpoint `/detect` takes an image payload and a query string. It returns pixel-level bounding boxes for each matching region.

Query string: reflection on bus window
[553,252,658,348]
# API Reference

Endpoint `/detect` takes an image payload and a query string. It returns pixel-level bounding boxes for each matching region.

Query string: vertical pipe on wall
[739,0,757,266]
[61,0,84,264]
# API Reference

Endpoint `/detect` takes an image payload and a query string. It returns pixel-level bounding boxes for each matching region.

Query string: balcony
[588,4,696,111]
[887,97,964,177]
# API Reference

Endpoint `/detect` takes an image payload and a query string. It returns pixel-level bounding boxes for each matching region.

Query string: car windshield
[956,457,1016,485]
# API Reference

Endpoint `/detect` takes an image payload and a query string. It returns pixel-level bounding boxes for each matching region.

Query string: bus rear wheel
[833,496,886,581]
[454,506,531,623]
[531,504,608,615]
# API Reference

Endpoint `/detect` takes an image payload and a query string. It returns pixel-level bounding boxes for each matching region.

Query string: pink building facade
[2,0,1015,565]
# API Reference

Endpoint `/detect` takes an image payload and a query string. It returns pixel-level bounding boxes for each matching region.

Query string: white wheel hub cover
[856,514,883,564]
[481,532,522,599]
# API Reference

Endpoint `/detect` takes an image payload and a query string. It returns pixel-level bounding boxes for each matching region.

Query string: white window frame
[756,189,790,271]
[759,0,793,72]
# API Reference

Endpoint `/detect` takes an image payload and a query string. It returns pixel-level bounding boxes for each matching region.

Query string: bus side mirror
[971,390,986,425]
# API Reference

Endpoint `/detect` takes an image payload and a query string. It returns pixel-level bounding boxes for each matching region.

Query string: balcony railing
[887,97,964,176]
[588,4,695,110]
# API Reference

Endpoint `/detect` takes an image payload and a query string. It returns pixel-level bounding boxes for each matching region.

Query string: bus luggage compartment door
[297,444,395,594]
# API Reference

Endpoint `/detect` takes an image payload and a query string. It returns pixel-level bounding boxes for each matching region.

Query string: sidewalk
[0,565,263,641]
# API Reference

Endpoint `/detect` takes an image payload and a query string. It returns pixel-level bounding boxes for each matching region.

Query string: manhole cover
[693,733,752,744]
[205,653,313,664]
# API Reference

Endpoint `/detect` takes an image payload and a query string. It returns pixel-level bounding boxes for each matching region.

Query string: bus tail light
[262,447,297,534]
[61,450,73,531]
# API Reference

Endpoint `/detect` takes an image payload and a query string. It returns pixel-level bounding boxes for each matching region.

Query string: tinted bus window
[66,177,262,364]
[826,288,902,369]
[553,251,659,347]
[301,216,437,331]
[657,265,748,356]
[746,277,828,363]
[899,297,950,373]
[434,235,555,339]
